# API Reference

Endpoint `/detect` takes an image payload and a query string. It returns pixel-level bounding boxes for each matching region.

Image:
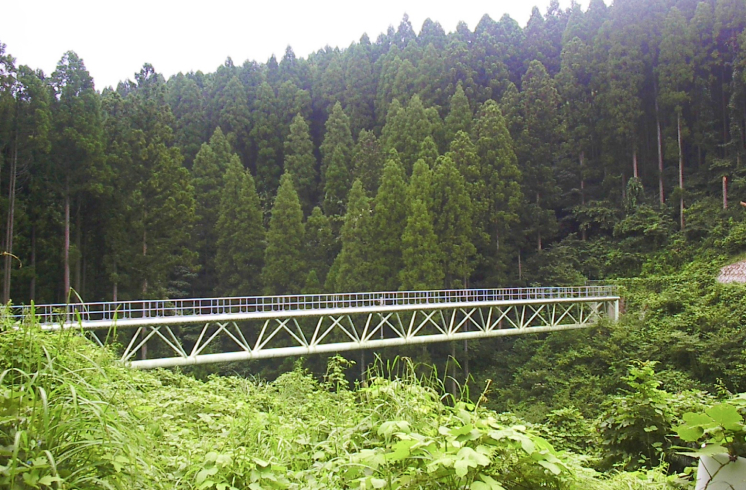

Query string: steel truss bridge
[15,287,620,369]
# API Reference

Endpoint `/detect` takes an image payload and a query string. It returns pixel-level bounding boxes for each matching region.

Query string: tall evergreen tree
[283,113,317,215]
[400,198,443,290]
[191,127,234,295]
[432,155,476,288]
[262,172,305,294]
[215,155,265,296]
[107,65,196,299]
[444,83,473,143]
[370,152,408,291]
[658,7,694,229]
[473,99,522,283]
[3,66,51,303]
[331,180,374,292]
[251,81,283,199]
[217,76,252,166]
[51,51,105,300]
[352,129,383,195]
[304,206,335,286]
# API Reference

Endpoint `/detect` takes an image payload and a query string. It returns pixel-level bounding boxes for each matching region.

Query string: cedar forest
[5,0,746,488]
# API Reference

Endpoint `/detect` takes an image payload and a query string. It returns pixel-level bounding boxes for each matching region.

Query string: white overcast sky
[2,0,588,90]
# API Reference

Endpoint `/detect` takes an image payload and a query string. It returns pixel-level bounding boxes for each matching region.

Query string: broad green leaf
[371,478,387,489]
[196,466,219,485]
[677,443,728,458]
[478,474,506,490]
[38,475,63,486]
[706,404,744,431]
[675,425,704,442]
[454,458,470,477]
[538,460,562,475]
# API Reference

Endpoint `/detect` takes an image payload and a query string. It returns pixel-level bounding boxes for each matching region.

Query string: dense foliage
[1,323,685,489]
[1,0,746,303]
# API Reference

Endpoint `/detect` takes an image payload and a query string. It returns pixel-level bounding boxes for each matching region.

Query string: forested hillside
[1,0,746,304]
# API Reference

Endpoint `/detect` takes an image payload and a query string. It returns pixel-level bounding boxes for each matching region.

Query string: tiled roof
[717,260,746,283]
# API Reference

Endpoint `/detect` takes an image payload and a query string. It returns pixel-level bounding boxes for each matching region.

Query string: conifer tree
[284,113,317,215]
[320,102,354,216]
[331,180,374,292]
[418,136,439,168]
[408,158,434,212]
[344,42,376,135]
[432,155,476,288]
[215,155,265,296]
[262,172,305,294]
[304,206,335,285]
[166,74,208,167]
[382,95,435,172]
[323,146,351,217]
[444,83,473,143]
[658,7,694,229]
[251,81,283,199]
[51,51,105,299]
[473,99,522,282]
[217,76,252,166]
[3,66,52,303]
[370,152,407,290]
[191,127,234,296]
[303,269,322,294]
[320,101,354,177]
[109,65,196,298]
[352,129,383,195]
[400,198,443,290]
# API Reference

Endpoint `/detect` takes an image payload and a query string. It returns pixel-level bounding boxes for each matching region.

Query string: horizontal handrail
[11,286,618,326]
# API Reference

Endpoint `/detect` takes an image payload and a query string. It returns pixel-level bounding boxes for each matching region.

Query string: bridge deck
[15,287,620,369]
[16,286,618,329]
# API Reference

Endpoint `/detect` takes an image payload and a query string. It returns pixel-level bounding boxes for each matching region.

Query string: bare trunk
[678,113,685,230]
[580,152,586,206]
[580,152,586,241]
[64,178,70,302]
[723,64,729,155]
[3,137,17,304]
[142,227,148,296]
[655,97,664,205]
[518,250,522,280]
[723,175,728,210]
[632,148,639,179]
[30,225,36,301]
[74,203,82,294]
[141,226,148,360]
[536,192,542,252]
[113,282,118,303]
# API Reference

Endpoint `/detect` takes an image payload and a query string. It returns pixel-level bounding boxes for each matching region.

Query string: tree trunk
[678,112,685,230]
[723,175,728,210]
[536,192,542,252]
[518,250,522,280]
[30,225,36,302]
[580,152,586,241]
[3,136,17,304]
[142,227,148,296]
[74,203,82,294]
[632,147,639,180]
[655,95,665,205]
[64,178,70,302]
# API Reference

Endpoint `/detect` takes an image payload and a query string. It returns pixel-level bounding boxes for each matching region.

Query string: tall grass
[0,318,160,489]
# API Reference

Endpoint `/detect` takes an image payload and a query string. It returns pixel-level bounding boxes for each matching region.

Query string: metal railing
[12,286,618,326]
